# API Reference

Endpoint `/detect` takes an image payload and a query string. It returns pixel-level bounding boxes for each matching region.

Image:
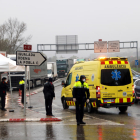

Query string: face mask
[82,79,86,82]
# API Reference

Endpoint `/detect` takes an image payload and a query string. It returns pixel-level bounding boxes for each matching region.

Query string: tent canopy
[0,54,27,72]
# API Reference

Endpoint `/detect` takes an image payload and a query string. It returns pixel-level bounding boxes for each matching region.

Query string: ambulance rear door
[100,68,118,104]
[100,60,133,104]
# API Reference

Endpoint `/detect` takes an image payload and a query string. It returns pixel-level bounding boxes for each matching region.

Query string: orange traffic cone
[19,89,22,96]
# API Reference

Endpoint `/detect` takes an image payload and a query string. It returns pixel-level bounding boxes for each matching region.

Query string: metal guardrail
[131,69,140,75]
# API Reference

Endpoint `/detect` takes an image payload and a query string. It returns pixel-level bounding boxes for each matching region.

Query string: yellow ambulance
[61,57,134,113]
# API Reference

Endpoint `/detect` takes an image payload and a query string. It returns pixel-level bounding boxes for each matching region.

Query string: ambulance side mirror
[61,80,66,87]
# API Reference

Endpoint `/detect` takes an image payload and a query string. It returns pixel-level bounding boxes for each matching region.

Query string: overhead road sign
[94,41,107,53]
[23,44,32,51]
[56,35,78,54]
[135,60,139,66]
[108,41,120,52]
[16,51,47,66]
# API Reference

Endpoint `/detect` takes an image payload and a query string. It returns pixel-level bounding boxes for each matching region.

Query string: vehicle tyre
[119,106,128,113]
[54,77,56,81]
[134,95,138,104]
[62,98,69,109]
[135,99,138,104]
[53,77,55,82]
[32,81,35,88]
[41,79,44,86]
[86,102,93,113]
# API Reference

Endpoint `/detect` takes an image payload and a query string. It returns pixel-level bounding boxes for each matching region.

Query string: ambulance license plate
[104,99,114,103]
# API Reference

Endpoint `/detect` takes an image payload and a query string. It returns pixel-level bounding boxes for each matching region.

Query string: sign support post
[9,70,14,112]
[137,41,139,72]
[28,68,33,109]
[24,65,27,116]
[16,47,47,116]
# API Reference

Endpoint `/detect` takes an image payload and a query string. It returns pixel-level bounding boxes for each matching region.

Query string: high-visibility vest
[19,80,25,85]
[73,81,89,89]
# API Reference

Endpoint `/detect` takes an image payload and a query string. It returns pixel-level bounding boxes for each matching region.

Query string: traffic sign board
[16,51,47,66]
[135,60,139,66]
[23,45,32,51]
[108,41,120,52]
[0,51,6,56]
[94,41,107,53]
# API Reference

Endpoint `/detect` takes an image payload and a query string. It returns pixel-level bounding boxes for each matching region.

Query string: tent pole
[24,65,27,116]
[28,67,33,108]
[9,70,14,112]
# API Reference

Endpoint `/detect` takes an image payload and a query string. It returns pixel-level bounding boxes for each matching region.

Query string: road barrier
[0,118,62,122]
[131,69,140,75]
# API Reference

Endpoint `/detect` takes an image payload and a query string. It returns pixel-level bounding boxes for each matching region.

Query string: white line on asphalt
[32,107,45,109]
[4,122,124,126]
[52,103,62,109]
[39,111,46,112]
[51,103,124,125]
[53,112,70,115]
[53,79,61,84]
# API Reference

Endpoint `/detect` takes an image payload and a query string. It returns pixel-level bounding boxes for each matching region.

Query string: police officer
[43,78,55,116]
[73,75,90,125]
[0,77,8,111]
[19,78,25,104]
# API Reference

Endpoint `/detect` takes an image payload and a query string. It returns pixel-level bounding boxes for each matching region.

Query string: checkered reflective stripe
[91,102,97,107]
[101,61,128,65]
[101,97,133,104]
[66,101,86,106]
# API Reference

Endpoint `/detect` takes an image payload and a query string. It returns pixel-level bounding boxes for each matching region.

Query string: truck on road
[47,62,57,81]
[56,58,74,77]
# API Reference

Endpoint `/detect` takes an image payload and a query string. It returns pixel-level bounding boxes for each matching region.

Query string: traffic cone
[19,89,22,96]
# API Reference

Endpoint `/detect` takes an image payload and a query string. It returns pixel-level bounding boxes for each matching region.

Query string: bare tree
[0,18,32,54]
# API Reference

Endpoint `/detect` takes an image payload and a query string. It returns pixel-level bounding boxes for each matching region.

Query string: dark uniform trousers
[75,98,85,122]
[45,97,53,115]
[1,95,6,109]
[21,88,24,104]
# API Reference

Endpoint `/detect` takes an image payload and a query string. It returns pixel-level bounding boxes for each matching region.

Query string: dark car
[134,79,140,103]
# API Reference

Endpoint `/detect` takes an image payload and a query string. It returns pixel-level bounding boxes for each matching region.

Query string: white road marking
[54,112,70,115]
[39,111,46,113]
[52,103,62,109]
[53,79,61,84]
[4,122,124,126]
[51,103,124,126]
[32,107,45,109]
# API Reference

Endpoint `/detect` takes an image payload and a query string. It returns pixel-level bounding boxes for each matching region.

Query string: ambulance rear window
[101,69,131,86]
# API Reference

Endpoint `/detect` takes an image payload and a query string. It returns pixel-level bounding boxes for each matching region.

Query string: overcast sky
[1,0,140,58]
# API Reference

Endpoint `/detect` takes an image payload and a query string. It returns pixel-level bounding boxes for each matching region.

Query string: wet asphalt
[0,78,140,140]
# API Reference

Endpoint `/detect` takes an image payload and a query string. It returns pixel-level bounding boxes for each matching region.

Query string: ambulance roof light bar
[98,57,128,61]
[98,57,109,61]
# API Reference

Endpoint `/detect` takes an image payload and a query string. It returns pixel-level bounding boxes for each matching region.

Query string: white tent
[0,54,32,112]
[0,54,29,106]
[0,54,25,72]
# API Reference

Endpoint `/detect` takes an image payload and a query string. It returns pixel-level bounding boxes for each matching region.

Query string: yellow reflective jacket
[73,81,90,99]
[19,80,25,85]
